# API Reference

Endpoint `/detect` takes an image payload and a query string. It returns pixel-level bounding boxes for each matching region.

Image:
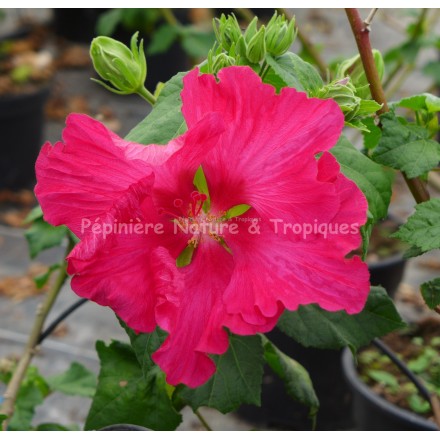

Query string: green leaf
[408,394,431,414]
[147,24,179,56]
[176,245,195,268]
[262,337,319,422]
[367,370,399,390]
[24,218,68,259]
[180,27,216,59]
[193,165,210,212]
[360,217,374,259]
[393,93,440,113]
[372,113,440,178]
[392,199,440,253]
[403,245,425,259]
[265,53,323,95]
[47,362,97,398]
[420,277,440,309]
[0,415,7,431]
[331,136,394,223]
[423,61,440,86]
[177,334,264,413]
[36,423,79,431]
[95,9,123,36]
[126,71,186,145]
[277,286,405,351]
[23,205,43,224]
[8,366,50,431]
[357,99,383,115]
[34,263,60,289]
[85,340,181,431]
[225,204,251,219]
[122,324,167,374]
[362,117,382,149]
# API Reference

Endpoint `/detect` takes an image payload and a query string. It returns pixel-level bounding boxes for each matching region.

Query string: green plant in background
[359,335,440,415]
[96,8,216,60]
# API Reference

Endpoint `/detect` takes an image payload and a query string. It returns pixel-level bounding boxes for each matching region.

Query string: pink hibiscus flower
[35,66,369,388]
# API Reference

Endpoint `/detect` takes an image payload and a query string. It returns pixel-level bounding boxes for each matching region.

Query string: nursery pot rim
[341,347,438,430]
[367,251,406,270]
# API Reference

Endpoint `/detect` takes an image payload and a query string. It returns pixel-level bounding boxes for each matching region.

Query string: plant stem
[160,8,180,26]
[383,8,428,93]
[345,9,389,114]
[137,85,157,106]
[345,8,430,204]
[194,409,212,431]
[363,8,379,29]
[0,241,73,430]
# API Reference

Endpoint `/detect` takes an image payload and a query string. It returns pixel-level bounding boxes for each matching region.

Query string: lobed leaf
[372,112,440,178]
[420,277,440,310]
[277,286,405,352]
[392,199,440,253]
[126,72,186,145]
[331,136,394,223]
[177,334,264,413]
[84,341,181,431]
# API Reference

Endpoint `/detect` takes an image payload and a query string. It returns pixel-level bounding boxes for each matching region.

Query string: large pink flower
[35,66,369,387]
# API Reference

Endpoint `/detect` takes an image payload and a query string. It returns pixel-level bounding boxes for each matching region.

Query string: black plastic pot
[99,424,150,431]
[369,253,406,298]
[342,348,438,430]
[0,85,50,189]
[236,328,354,430]
[53,9,105,43]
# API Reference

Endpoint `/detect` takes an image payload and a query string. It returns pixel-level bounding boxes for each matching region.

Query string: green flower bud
[265,12,297,57]
[90,32,147,95]
[212,53,236,74]
[315,78,361,121]
[336,49,384,99]
[213,14,242,52]
[244,16,259,43]
[246,25,266,64]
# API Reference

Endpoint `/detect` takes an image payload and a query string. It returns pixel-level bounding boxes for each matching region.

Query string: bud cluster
[207,12,297,75]
[315,78,361,122]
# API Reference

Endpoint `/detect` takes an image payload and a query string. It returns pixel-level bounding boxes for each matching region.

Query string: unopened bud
[246,26,266,64]
[213,53,236,74]
[315,78,360,121]
[90,32,147,95]
[336,49,384,99]
[213,14,242,52]
[265,12,297,57]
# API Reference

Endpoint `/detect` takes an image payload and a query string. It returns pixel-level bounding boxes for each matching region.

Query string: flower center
[161,166,249,267]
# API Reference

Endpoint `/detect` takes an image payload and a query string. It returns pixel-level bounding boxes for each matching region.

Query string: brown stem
[345,8,429,204]
[431,394,440,428]
[159,8,180,26]
[345,9,389,114]
[1,241,73,430]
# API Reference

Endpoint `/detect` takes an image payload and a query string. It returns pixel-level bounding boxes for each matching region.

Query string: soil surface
[358,317,440,423]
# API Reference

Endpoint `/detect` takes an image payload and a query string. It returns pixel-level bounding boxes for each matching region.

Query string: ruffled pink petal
[67,177,186,333]
[316,152,368,254]
[35,112,224,238]
[223,212,369,319]
[152,240,233,388]
[181,67,344,224]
